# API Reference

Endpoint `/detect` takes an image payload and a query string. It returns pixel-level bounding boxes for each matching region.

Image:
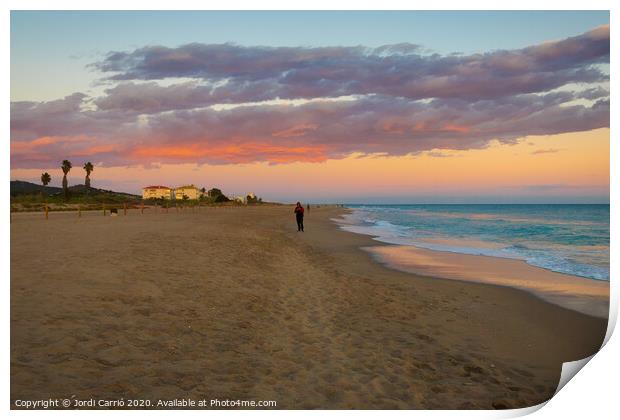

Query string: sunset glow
[10,11,609,202]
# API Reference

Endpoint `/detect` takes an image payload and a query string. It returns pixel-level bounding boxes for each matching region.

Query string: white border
[3,2,616,419]
[1,1,616,11]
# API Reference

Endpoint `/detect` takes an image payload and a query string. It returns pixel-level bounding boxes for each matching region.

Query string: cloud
[531,148,563,155]
[92,25,609,103]
[578,86,610,100]
[10,92,609,168]
[93,80,283,113]
[272,124,318,138]
[426,150,462,158]
[130,143,327,165]
[10,26,610,168]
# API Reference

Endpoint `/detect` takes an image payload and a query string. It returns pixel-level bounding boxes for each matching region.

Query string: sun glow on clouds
[131,142,327,164]
[10,128,609,202]
[9,25,609,200]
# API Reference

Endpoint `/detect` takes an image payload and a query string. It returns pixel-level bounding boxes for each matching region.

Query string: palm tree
[40,172,51,199]
[41,172,51,187]
[61,160,72,200]
[83,162,94,189]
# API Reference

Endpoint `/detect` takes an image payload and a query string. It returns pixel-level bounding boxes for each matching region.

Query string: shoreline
[363,244,609,319]
[332,208,609,319]
[11,205,608,409]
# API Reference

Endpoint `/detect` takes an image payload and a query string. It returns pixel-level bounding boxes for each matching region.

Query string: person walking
[294,202,305,232]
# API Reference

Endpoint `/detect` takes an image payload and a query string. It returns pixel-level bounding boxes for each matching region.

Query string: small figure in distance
[306,203,310,213]
[294,202,305,232]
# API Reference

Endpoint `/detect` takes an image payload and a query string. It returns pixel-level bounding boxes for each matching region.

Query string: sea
[336,204,610,282]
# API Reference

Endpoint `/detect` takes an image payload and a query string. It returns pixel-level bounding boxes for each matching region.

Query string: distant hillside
[10,180,140,200]
[10,180,62,196]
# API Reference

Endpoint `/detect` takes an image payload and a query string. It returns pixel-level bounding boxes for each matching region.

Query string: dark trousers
[296,214,304,231]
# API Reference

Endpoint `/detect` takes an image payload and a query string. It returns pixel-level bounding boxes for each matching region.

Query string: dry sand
[11,206,608,409]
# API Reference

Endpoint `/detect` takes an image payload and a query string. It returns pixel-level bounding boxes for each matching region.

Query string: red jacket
[294,205,304,215]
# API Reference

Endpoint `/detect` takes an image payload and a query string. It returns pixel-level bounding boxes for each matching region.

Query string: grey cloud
[91,25,609,103]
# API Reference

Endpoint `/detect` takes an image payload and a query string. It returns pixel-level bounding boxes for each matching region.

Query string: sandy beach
[11,205,608,409]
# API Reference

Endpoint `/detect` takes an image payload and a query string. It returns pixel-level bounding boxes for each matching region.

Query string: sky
[10,11,610,203]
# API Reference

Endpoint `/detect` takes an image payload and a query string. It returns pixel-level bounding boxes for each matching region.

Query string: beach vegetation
[207,187,230,203]
[207,188,223,198]
[246,194,263,205]
[10,180,141,212]
[214,193,230,203]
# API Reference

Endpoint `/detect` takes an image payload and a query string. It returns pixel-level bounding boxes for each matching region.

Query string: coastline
[11,205,607,409]
[332,208,609,319]
[362,244,609,319]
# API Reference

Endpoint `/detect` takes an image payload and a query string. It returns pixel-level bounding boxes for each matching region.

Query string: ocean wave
[336,207,609,281]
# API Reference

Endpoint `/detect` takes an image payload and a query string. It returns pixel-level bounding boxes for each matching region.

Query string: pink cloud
[10,26,609,169]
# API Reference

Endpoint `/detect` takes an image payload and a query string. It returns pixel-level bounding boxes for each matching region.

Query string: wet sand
[364,245,609,318]
[11,206,608,409]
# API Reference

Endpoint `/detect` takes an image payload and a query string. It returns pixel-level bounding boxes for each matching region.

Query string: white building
[142,185,173,200]
[175,185,203,200]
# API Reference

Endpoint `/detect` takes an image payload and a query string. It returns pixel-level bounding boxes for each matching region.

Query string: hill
[10,180,62,196]
[10,180,141,210]
[11,180,139,198]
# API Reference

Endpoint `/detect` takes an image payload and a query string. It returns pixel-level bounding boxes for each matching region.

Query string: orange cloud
[73,144,117,156]
[412,120,470,133]
[379,120,408,134]
[442,124,470,134]
[11,135,91,154]
[378,119,470,135]
[130,142,327,164]
[272,124,318,138]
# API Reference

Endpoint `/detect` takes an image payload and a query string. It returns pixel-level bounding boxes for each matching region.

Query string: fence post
[44,204,48,220]
[78,204,81,218]
[141,202,144,214]
[103,203,106,216]
[124,203,127,216]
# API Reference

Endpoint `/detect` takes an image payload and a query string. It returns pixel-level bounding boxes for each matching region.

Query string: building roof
[176,185,200,190]
[143,185,171,190]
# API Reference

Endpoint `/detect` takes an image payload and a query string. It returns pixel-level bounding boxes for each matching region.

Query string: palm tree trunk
[62,174,68,200]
